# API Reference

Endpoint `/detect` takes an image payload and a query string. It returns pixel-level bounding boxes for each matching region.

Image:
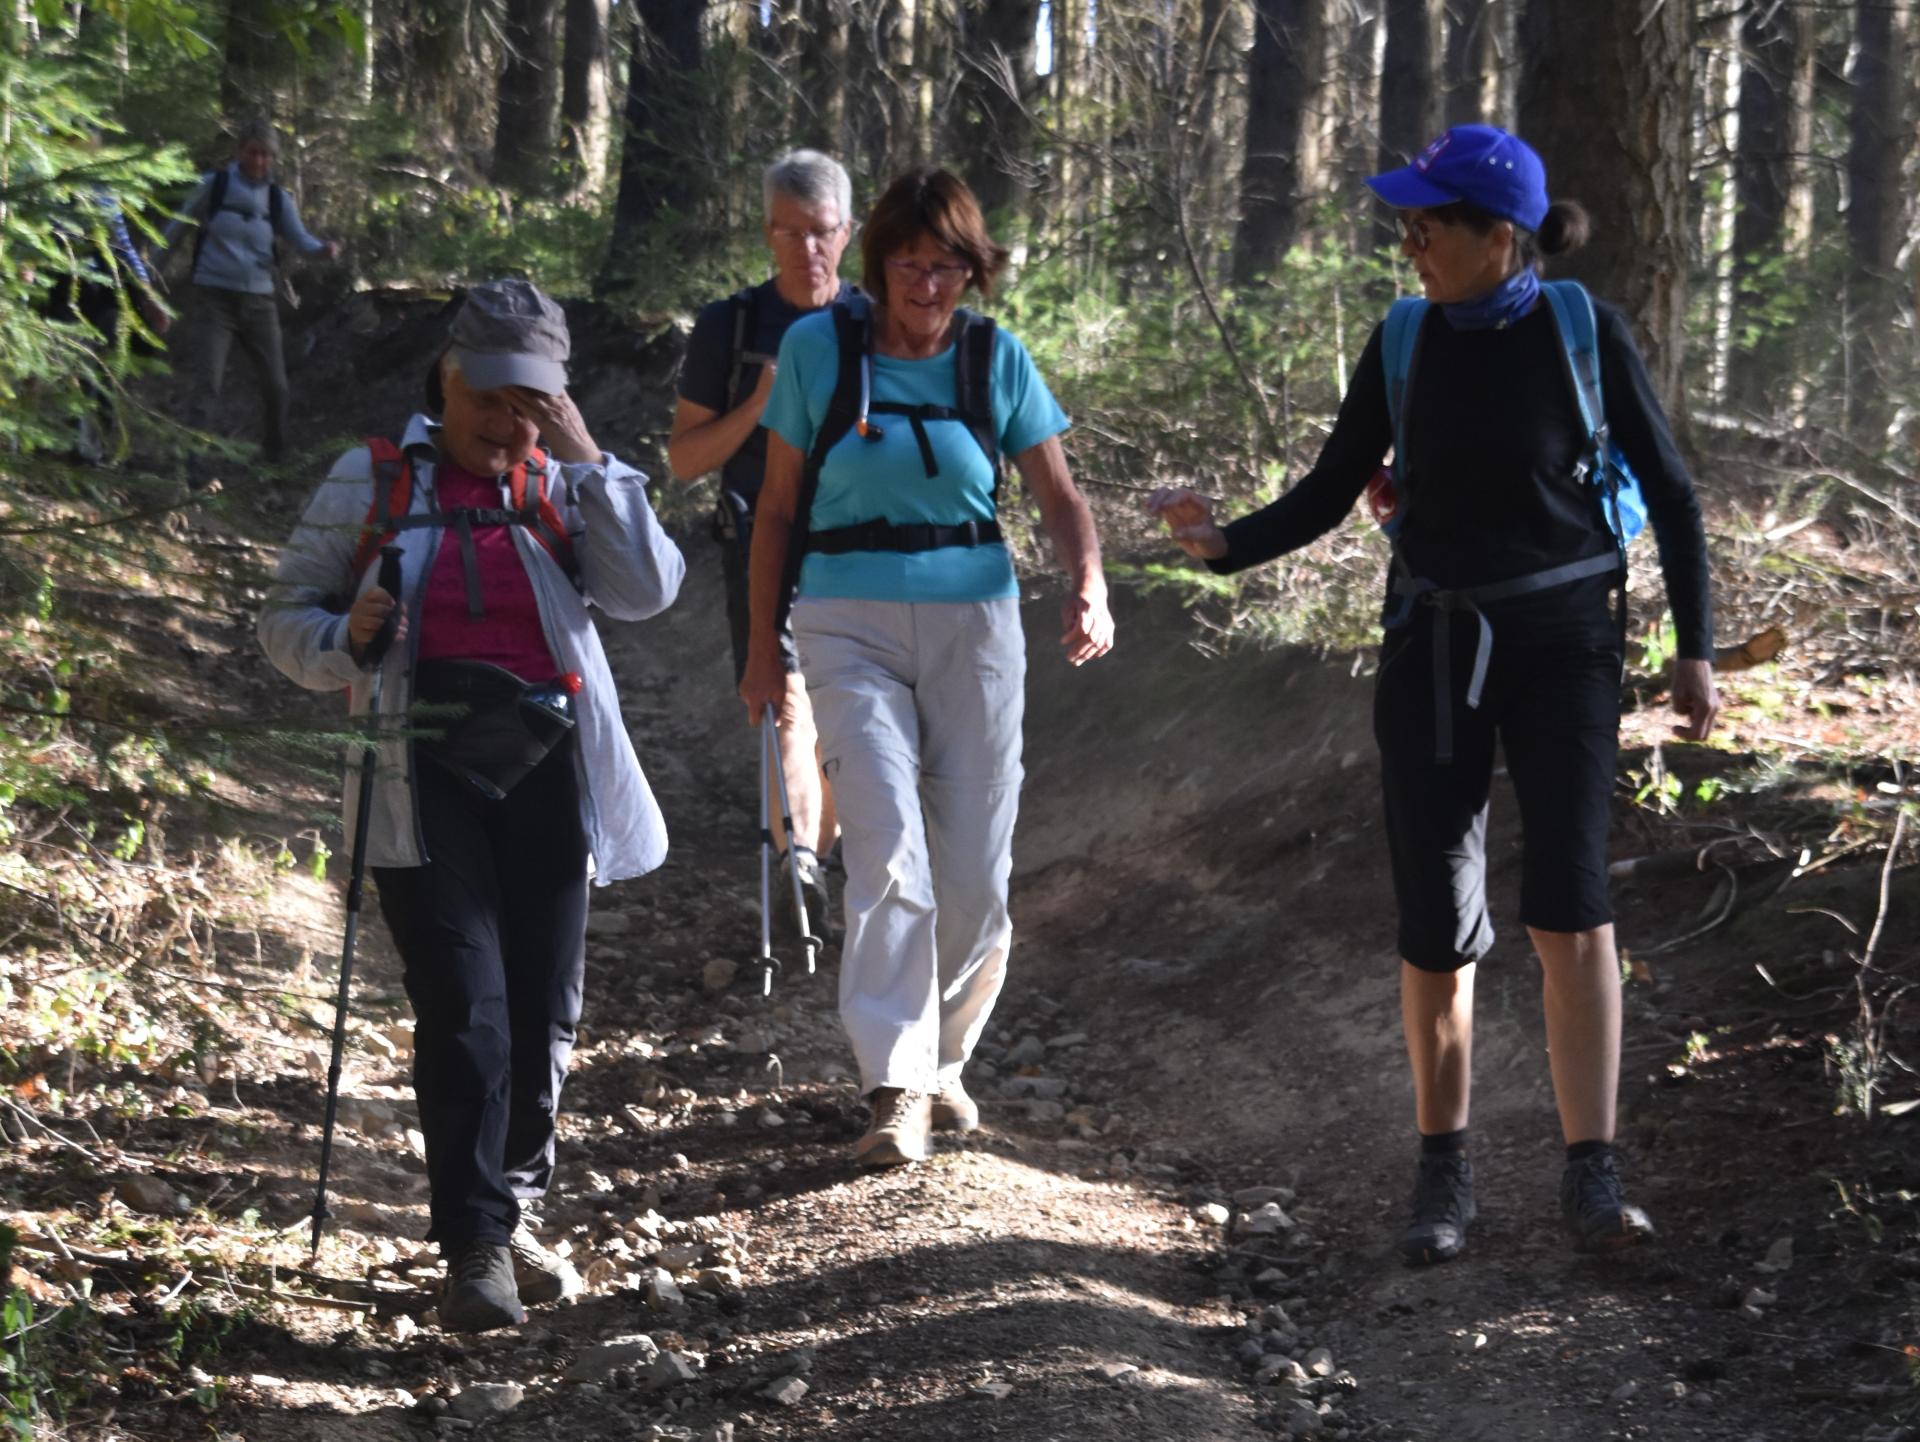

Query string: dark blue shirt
[677,278,855,508]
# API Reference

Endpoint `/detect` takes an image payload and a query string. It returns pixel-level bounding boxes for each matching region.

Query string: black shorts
[719,530,800,686]
[1374,606,1622,972]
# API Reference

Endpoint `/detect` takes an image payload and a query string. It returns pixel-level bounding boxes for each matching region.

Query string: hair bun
[1537,201,1591,256]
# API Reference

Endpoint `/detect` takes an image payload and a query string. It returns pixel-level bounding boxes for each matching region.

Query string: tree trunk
[953,0,1042,219]
[798,0,849,154]
[601,0,706,293]
[1378,0,1441,240]
[1518,0,1692,418]
[1843,0,1911,441]
[1443,0,1507,125]
[1727,0,1806,413]
[221,0,277,121]
[1232,0,1327,283]
[493,0,562,193]
[560,0,612,198]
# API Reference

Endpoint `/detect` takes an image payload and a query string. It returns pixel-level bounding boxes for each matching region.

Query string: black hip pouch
[411,659,576,801]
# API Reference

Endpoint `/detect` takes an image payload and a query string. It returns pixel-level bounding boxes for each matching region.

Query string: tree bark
[798,0,849,154]
[953,0,1042,219]
[560,0,612,198]
[1843,0,1912,440]
[1379,0,1442,241]
[601,0,706,293]
[1443,0,1508,125]
[1232,0,1327,283]
[1727,0,1807,412]
[1518,0,1693,418]
[493,0,562,193]
[220,0,277,121]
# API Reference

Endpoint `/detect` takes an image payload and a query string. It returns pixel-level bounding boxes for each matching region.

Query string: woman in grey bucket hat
[259,278,685,1333]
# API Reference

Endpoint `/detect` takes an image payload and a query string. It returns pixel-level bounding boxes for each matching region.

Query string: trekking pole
[754,710,781,998]
[310,545,404,1259]
[763,704,822,977]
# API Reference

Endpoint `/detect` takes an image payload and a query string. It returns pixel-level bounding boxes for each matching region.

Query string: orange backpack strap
[350,436,412,580]
[508,448,580,587]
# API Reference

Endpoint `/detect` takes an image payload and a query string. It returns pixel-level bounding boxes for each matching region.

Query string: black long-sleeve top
[1211,298,1714,659]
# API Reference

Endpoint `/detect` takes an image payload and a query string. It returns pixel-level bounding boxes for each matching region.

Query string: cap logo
[1414,133,1453,173]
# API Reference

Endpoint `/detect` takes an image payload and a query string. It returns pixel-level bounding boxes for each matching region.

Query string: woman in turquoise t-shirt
[741,169,1114,1169]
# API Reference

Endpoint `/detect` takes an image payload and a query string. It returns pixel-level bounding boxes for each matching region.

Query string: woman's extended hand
[1145,485,1228,561]
[346,586,406,664]
[1670,657,1719,741]
[509,388,600,464]
[1060,587,1114,666]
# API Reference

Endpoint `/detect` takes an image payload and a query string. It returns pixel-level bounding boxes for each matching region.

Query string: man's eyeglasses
[769,221,847,247]
[1398,215,1434,252]
[885,258,971,288]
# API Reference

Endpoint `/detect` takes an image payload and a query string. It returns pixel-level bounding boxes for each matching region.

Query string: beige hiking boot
[855,1088,930,1167]
[931,1080,980,1133]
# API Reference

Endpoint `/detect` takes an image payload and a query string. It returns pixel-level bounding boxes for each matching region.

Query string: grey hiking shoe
[1402,1152,1475,1266]
[1560,1150,1654,1253]
[440,1241,525,1332]
[508,1224,582,1305]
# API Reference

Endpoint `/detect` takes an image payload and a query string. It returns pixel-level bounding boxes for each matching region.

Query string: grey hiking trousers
[196,284,288,458]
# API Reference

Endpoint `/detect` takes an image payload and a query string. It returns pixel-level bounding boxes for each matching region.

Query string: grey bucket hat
[449,279,571,394]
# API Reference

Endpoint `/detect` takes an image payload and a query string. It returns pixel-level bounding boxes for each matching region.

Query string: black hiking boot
[1402,1152,1475,1266]
[439,1241,526,1333]
[1560,1149,1654,1253]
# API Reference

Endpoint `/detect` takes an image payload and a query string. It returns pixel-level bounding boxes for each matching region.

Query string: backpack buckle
[960,520,982,547]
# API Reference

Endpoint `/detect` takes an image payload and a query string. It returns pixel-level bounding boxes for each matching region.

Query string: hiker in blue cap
[1148,124,1717,1264]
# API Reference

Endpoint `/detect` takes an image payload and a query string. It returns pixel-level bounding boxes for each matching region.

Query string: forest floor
[0,291,1915,1442]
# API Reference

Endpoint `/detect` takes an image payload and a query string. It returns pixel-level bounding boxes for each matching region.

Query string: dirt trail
[77,534,1907,1442]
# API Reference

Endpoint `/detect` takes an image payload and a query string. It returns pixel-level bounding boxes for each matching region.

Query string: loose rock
[638,1352,699,1391]
[448,1382,524,1422]
[566,1334,661,1383]
[116,1176,189,1215]
[701,958,739,993]
[1194,1202,1232,1227]
[763,1375,809,1406]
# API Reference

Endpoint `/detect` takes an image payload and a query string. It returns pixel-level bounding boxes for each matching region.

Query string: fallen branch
[1636,865,1740,956]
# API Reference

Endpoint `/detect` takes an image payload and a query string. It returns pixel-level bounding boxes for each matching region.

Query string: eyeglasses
[769,221,847,248]
[885,258,972,288]
[1399,215,1434,252]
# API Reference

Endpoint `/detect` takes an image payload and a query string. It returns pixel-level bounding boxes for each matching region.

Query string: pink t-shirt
[414,462,558,682]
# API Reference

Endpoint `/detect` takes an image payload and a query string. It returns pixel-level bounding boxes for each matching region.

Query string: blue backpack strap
[1542,279,1645,545]
[1381,297,1427,483]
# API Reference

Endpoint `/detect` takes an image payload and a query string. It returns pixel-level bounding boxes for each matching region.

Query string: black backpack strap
[190,169,229,275]
[951,308,1000,481]
[780,297,871,615]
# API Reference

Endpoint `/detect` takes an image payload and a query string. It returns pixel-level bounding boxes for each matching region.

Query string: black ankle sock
[1565,1139,1612,1163]
[1420,1128,1468,1156]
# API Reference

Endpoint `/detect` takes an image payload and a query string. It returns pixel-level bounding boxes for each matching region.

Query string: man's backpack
[190,167,285,276]
[1368,278,1649,550]
[723,286,779,414]
[350,438,580,614]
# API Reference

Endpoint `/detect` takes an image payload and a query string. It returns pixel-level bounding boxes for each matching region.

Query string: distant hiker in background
[258,280,685,1332]
[1149,125,1718,1265]
[669,148,856,932]
[740,169,1113,1169]
[156,118,339,461]
[39,148,173,461]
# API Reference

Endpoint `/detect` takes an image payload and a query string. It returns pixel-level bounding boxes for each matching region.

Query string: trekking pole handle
[365,546,404,670]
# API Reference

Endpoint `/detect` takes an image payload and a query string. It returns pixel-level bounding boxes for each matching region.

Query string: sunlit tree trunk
[953,0,1041,219]
[560,0,612,198]
[1727,0,1807,415]
[601,0,706,292]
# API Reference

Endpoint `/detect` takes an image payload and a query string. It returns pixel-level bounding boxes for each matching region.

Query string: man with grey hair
[158,118,339,461]
[669,149,854,930]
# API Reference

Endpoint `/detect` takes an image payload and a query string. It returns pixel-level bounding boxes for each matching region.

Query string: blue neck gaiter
[1443,267,1540,331]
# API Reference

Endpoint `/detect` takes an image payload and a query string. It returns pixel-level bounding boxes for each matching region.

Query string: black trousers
[374,735,588,1247]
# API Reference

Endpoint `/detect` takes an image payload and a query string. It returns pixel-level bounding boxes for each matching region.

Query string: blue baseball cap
[1366,125,1549,233]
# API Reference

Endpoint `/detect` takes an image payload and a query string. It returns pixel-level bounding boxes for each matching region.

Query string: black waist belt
[1388,551,1624,765]
[805,518,1003,555]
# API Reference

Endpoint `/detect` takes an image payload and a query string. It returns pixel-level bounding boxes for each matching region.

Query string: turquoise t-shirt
[764,309,1069,603]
